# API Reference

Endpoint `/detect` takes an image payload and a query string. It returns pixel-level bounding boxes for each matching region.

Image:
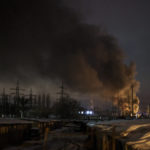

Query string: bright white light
[90,111,93,115]
[81,111,84,114]
[86,110,93,115]
[86,111,90,115]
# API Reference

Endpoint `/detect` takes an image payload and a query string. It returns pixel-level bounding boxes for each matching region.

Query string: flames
[113,86,140,116]
[119,97,140,116]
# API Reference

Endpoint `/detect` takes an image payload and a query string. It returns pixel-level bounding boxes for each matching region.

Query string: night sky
[0,0,150,108]
[64,0,150,106]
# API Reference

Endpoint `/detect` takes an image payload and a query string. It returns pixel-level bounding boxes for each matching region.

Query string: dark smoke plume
[0,0,139,97]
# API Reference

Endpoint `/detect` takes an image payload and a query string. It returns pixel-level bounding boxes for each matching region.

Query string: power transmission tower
[57,81,68,101]
[46,94,51,108]
[38,94,42,108]
[42,93,46,108]
[10,81,25,114]
[25,89,36,108]
[1,88,9,116]
[1,88,5,115]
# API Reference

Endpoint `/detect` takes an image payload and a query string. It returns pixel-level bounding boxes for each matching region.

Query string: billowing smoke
[0,0,139,99]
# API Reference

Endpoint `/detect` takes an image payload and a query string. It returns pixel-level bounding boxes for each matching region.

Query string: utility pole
[128,90,131,116]
[148,104,150,118]
[131,84,134,116]
[118,93,120,117]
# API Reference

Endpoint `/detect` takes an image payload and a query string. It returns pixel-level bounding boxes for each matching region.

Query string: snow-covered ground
[94,119,150,150]
[3,122,88,150]
[2,119,150,149]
